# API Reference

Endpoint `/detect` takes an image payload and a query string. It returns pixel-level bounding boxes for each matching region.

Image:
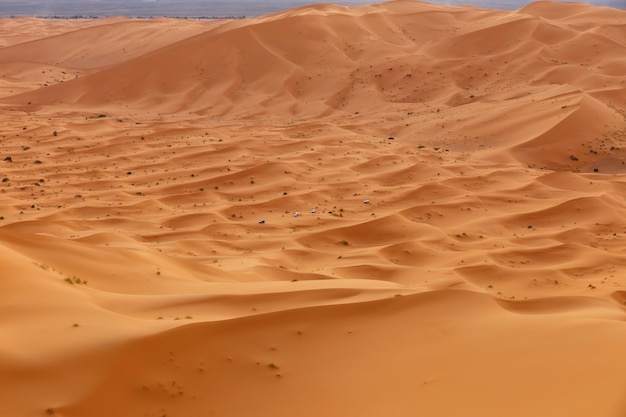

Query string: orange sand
[1,1,626,416]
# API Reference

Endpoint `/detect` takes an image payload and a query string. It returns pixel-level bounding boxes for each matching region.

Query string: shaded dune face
[1,2,626,417]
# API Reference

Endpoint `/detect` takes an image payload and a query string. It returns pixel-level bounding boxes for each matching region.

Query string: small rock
[363,199,370,204]
[3,156,12,162]
[258,219,265,224]
[311,208,317,214]
[293,211,300,217]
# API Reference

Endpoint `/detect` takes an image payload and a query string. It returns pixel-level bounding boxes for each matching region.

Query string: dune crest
[1,1,626,416]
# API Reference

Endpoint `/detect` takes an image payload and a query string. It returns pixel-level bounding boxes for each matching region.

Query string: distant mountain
[0,0,622,17]
[0,0,356,17]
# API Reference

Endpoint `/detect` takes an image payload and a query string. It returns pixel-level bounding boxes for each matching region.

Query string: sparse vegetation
[64,276,87,285]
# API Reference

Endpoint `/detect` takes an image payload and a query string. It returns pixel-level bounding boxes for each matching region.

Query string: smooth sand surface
[1,1,626,416]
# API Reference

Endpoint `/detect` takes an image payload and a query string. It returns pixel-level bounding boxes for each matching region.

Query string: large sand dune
[1,1,626,416]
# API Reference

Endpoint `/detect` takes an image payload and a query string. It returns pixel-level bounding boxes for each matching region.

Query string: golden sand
[1,2,626,416]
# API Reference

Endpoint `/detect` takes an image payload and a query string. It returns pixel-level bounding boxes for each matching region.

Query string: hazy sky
[0,0,622,17]
[428,0,623,8]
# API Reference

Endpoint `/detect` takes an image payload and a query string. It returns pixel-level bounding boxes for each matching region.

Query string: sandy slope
[1,1,626,416]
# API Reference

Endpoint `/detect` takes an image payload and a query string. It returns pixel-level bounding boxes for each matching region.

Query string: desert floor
[1,1,626,416]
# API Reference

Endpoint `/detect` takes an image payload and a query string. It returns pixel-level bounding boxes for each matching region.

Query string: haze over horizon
[0,0,622,17]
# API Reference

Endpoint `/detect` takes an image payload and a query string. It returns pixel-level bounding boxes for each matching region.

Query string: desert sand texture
[1,1,626,416]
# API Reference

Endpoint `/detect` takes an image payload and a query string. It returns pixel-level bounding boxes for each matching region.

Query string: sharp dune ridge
[1,1,626,416]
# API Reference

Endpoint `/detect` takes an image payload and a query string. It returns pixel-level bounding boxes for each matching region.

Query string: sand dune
[1,1,626,416]
[0,18,224,68]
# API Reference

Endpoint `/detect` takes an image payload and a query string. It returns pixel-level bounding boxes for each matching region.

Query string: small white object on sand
[293,211,300,217]
[363,199,370,204]
[311,208,317,214]
[258,219,265,224]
